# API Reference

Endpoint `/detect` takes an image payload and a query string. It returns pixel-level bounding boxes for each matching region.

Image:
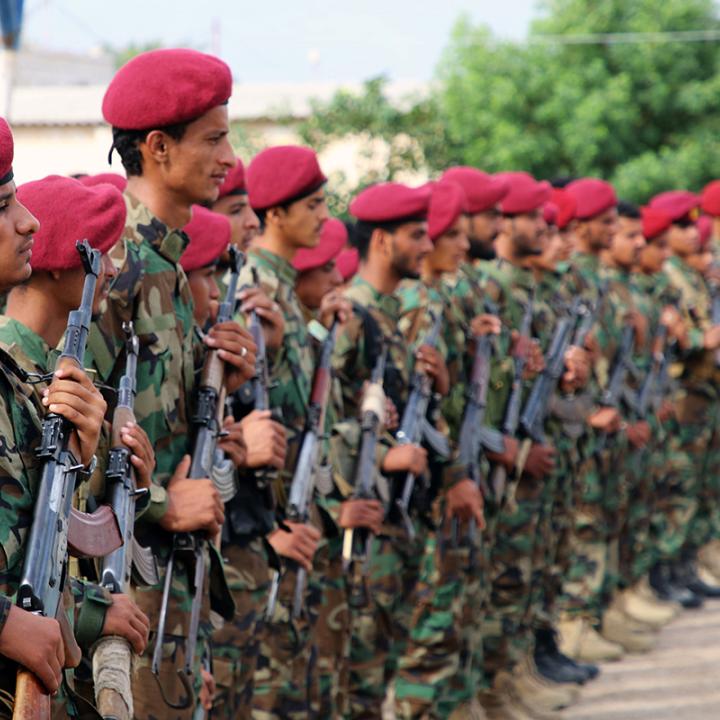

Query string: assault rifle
[93,322,158,720]
[269,319,339,620]
[632,323,669,420]
[394,309,450,540]
[14,241,122,719]
[151,247,243,708]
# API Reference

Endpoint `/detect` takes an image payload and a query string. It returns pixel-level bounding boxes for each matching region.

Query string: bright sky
[22,0,540,83]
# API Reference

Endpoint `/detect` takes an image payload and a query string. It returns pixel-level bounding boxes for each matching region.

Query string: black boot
[650,561,703,608]
[534,628,599,685]
[676,554,720,599]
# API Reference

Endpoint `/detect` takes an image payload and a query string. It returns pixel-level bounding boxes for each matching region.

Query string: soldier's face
[0,181,39,292]
[638,233,670,274]
[610,217,645,268]
[213,193,260,256]
[388,221,432,279]
[427,215,470,274]
[668,222,699,258]
[295,260,343,310]
[159,105,236,206]
[276,189,328,250]
[469,207,501,260]
[188,265,221,327]
[506,209,546,257]
[530,227,565,271]
[582,207,618,251]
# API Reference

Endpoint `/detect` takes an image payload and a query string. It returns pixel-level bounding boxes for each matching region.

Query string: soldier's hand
[0,605,65,693]
[268,522,321,571]
[588,407,621,433]
[660,305,686,345]
[160,455,225,536]
[445,478,485,529]
[523,443,556,479]
[216,415,247,467]
[416,344,450,395]
[199,667,216,711]
[101,593,150,655]
[319,291,352,329]
[627,310,648,349]
[510,332,544,380]
[338,499,385,534]
[470,313,501,337]
[382,444,428,476]
[703,325,720,351]
[42,364,106,466]
[561,345,591,392]
[205,321,257,393]
[120,422,155,489]
[625,420,651,449]
[486,435,519,473]
[239,410,287,469]
[657,399,675,424]
[238,287,285,349]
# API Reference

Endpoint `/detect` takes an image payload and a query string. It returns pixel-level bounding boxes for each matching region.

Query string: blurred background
[2,0,720,213]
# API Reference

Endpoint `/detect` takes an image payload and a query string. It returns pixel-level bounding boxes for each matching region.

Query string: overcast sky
[22,0,540,83]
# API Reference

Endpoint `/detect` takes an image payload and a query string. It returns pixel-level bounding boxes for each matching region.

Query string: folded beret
[17,175,126,271]
[565,178,617,220]
[79,173,127,192]
[0,117,14,185]
[180,206,232,273]
[440,166,509,214]
[102,48,233,130]
[649,190,700,222]
[350,182,431,223]
[698,214,712,249]
[701,181,720,217]
[247,145,326,211]
[641,207,672,240]
[497,172,552,215]
[428,181,468,240]
[218,158,246,198]
[293,217,347,272]
[550,188,577,230]
[336,247,359,281]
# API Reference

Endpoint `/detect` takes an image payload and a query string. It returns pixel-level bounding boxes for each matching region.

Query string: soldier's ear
[144,130,171,163]
[371,227,390,256]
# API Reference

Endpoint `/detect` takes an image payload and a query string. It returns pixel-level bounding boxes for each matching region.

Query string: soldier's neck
[359,260,399,296]
[6,284,67,350]
[252,230,297,262]
[125,175,192,229]
[496,234,532,269]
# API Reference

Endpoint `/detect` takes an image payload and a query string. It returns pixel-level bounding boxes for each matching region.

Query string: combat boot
[698,539,720,580]
[600,606,657,654]
[633,576,681,617]
[533,628,598,685]
[510,655,580,714]
[676,554,720,598]
[616,585,676,629]
[649,561,703,609]
[448,697,488,720]
[492,671,564,720]
[558,616,624,663]
[478,683,532,720]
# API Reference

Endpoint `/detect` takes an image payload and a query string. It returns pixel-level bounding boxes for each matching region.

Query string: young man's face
[275,189,328,250]
[530,226,564,272]
[504,208,547,258]
[213,193,260,253]
[386,221,433,280]
[427,215,470,274]
[0,181,38,292]
[188,264,221,326]
[468,206,502,260]
[578,207,618,252]
[295,259,343,311]
[161,105,236,206]
[609,216,645,269]
[668,222,700,259]
[637,232,671,274]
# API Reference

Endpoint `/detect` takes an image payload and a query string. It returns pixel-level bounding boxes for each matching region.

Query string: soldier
[91,48,257,718]
[0,154,148,718]
[238,144,349,719]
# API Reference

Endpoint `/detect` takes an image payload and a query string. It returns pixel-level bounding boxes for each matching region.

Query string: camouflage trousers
[210,538,272,720]
[345,527,423,719]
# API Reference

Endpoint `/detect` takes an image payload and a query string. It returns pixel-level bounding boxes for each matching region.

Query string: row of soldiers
[1,45,720,720]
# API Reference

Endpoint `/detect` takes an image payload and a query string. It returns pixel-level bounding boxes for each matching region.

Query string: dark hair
[550,175,576,189]
[352,219,409,260]
[255,182,326,229]
[617,200,640,219]
[111,121,189,176]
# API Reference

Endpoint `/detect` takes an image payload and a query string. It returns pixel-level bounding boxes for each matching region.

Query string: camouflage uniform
[88,193,234,719]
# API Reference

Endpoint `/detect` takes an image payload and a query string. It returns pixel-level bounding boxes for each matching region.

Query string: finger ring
[241,346,248,358]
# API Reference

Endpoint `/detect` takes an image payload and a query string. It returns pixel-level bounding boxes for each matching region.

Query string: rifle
[453,332,493,563]
[633,323,669,419]
[709,274,720,368]
[14,241,123,719]
[268,319,339,620]
[488,295,533,499]
[341,344,388,591]
[92,322,158,720]
[394,309,450,540]
[151,247,243,709]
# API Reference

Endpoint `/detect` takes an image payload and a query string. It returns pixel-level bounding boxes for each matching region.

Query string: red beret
[440,167,509,214]
[641,207,672,240]
[218,158,246,198]
[543,202,558,226]
[550,188,577,230]
[78,173,127,192]
[649,190,700,222]
[336,247,359,281]
[350,182,431,223]
[102,49,232,130]
[565,178,617,220]
[17,176,125,271]
[180,206,232,273]
[292,217,347,272]
[0,117,14,185]
[497,172,552,215]
[698,214,712,249]
[428,181,468,240]
[701,181,720,217]
[247,145,326,211]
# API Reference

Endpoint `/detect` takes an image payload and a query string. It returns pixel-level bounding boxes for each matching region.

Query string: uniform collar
[123,192,189,263]
[250,247,298,285]
[350,275,401,319]
[0,316,52,374]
